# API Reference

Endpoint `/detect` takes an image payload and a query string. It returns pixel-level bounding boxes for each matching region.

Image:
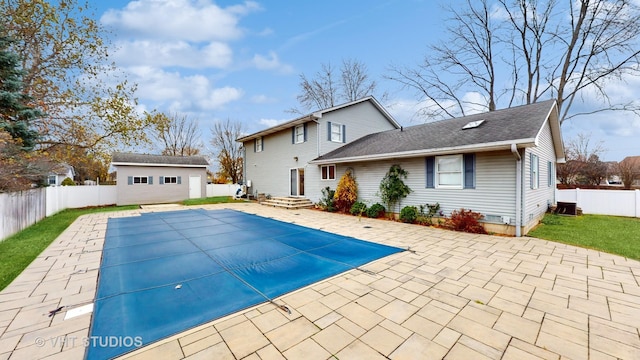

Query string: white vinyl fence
[556,188,640,218]
[206,183,241,197]
[0,185,117,241]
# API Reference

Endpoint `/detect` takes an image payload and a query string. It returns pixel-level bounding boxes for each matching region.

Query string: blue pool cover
[87,209,402,359]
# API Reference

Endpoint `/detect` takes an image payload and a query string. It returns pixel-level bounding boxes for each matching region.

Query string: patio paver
[1,202,640,359]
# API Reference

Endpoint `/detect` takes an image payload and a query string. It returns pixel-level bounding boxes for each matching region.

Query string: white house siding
[318,101,398,156]
[244,100,398,201]
[116,166,206,205]
[339,151,518,222]
[244,122,320,198]
[523,121,557,230]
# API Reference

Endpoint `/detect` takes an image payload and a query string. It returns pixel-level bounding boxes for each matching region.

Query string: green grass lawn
[0,205,137,291]
[528,214,640,260]
[182,196,247,206]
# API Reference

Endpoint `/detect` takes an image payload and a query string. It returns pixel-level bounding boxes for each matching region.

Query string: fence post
[575,188,581,208]
[636,190,639,218]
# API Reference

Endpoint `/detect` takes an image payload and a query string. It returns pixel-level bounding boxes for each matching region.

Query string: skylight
[462,119,485,129]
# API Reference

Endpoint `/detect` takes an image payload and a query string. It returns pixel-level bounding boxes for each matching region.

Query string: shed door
[189,176,201,199]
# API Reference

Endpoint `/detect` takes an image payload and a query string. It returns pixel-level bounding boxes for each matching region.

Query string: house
[311,99,564,236]
[241,97,564,236]
[237,96,401,201]
[111,153,209,206]
[47,163,75,186]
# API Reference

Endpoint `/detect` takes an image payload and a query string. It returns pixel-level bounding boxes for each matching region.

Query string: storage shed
[111,153,209,206]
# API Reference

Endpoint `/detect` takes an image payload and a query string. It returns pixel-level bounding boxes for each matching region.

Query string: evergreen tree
[0,26,41,150]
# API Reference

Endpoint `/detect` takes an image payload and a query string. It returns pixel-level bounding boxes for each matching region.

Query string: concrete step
[261,197,313,209]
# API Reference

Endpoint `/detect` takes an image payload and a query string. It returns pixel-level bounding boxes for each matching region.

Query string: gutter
[511,143,522,237]
[309,138,537,165]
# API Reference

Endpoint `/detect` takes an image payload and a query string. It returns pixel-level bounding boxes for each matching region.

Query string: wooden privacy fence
[0,189,46,242]
[0,186,117,242]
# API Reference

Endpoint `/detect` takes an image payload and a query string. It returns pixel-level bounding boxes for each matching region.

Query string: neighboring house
[111,153,209,206]
[310,99,564,236]
[237,96,401,201]
[47,163,75,186]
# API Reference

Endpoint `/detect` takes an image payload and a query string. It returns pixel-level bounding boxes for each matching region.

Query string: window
[321,165,336,180]
[531,154,539,189]
[48,175,57,186]
[255,137,263,152]
[436,155,463,188]
[548,161,554,187]
[133,176,148,184]
[161,176,180,184]
[327,121,345,143]
[128,176,152,185]
[294,124,305,144]
[426,154,475,189]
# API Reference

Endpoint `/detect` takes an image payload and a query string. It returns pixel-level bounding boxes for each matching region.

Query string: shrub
[350,201,367,216]
[444,208,487,234]
[366,203,386,218]
[318,187,336,212]
[61,177,75,186]
[378,164,411,215]
[400,206,418,223]
[417,202,440,225]
[334,169,358,213]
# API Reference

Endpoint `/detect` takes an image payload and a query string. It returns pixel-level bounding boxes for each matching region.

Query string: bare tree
[557,132,607,185]
[388,0,640,124]
[210,119,244,184]
[618,156,640,189]
[149,112,202,156]
[293,58,381,113]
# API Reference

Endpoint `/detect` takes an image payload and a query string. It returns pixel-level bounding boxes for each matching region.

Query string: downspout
[511,144,522,237]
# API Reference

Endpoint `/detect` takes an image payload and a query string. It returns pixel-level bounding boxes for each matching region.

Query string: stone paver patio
[1,202,640,360]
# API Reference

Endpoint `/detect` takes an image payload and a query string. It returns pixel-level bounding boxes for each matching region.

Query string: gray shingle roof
[112,153,209,166]
[313,100,557,163]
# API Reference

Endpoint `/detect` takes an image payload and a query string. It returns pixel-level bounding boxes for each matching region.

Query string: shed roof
[111,153,209,167]
[311,100,564,164]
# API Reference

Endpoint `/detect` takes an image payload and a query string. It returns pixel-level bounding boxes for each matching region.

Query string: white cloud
[112,40,232,69]
[251,51,294,74]
[101,0,260,42]
[125,66,243,111]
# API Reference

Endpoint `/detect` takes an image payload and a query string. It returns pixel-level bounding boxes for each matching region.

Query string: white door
[189,176,201,198]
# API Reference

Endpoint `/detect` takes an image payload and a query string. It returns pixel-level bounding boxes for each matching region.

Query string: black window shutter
[292,127,295,144]
[303,123,307,142]
[426,157,435,188]
[342,125,346,143]
[327,122,332,141]
[253,139,256,152]
[261,137,264,151]
[464,153,475,189]
[128,176,133,185]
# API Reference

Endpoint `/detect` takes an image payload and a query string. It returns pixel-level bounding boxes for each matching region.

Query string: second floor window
[295,124,305,143]
[255,137,263,152]
[329,122,345,143]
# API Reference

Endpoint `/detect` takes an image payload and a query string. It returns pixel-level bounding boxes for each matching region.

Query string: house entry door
[289,168,304,196]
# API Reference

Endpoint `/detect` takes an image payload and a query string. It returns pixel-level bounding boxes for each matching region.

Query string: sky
[90,0,640,162]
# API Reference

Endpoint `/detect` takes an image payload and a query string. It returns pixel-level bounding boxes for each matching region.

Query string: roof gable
[312,100,562,164]
[236,96,400,143]
[111,153,209,167]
